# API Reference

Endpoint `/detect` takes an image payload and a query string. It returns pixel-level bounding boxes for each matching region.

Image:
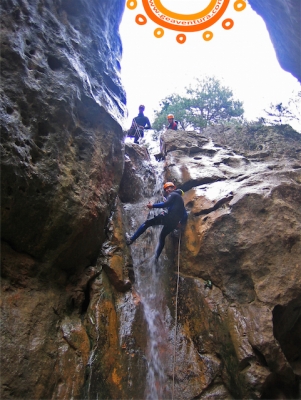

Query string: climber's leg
[155,224,174,260]
[127,214,164,245]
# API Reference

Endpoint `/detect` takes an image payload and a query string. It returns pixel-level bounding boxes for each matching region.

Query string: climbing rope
[132,118,142,139]
[172,231,181,400]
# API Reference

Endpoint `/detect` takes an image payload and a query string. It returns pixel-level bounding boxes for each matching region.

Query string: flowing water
[91,131,280,398]
[123,137,175,399]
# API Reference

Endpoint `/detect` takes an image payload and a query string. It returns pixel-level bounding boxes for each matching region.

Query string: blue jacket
[152,190,187,224]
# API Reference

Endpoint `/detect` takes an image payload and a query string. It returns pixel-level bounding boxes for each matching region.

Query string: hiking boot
[126,238,133,245]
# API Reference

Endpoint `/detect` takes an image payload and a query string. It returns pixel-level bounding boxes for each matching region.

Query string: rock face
[159,127,301,398]
[248,0,301,82]
[1,0,129,399]
[119,142,156,203]
[1,0,126,271]
[75,127,301,399]
[1,0,301,399]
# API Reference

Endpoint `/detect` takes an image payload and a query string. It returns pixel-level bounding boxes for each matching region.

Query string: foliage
[262,91,301,132]
[264,103,296,124]
[152,94,191,131]
[186,77,244,128]
[152,76,244,131]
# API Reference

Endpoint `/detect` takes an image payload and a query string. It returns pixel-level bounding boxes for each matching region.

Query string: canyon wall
[74,126,301,398]
[248,0,301,82]
[1,0,129,398]
[158,126,301,398]
[1,0,301,398]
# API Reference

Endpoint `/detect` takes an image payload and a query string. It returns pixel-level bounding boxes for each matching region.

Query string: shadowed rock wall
[1,0,126,272]
[0,0,129,398]
[248,0,301,82]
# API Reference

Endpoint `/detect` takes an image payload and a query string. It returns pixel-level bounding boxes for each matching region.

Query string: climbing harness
[172,231,181,400]
[133,118,143,140]
[127,118,142,140]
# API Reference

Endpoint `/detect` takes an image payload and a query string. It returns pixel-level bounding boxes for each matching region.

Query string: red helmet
[167,114,174,119]
[163,182,175,190]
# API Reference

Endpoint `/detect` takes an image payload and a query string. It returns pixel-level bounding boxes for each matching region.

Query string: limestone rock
[1,0,128,399]
[159,127,301,397]
[98,197,134,291]
[119,143,156,203]
[82,260,147,400]
[1,0,301,397]
[1,0,126,271]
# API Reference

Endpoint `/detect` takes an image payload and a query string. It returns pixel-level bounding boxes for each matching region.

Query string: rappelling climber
[128,105,152,144]
[166,114,178,131]
[126,182,187,261]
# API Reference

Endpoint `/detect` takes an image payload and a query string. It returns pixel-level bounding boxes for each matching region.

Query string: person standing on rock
[166,114,178,131]
[129,105,152,144]
[126,182,187,261]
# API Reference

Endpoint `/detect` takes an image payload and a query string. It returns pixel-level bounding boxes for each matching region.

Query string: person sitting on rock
[166,114,178,131]
[129,105,152,144]
[126,182,187,261]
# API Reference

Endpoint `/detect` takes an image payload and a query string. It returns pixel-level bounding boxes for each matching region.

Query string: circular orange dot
[135,14,147,25]
[176,34,186,44]
[234,0,246,11]
[154,28,164,38]
[203,31,213,41]
[222,18,234,29]
[127,0,137,10]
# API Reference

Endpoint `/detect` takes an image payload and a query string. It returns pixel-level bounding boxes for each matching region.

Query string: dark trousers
[131,213,178,258]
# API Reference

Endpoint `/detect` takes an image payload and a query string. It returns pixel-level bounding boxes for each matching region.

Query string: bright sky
[119,0,301,130]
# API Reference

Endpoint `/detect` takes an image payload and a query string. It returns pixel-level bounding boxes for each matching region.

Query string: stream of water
[125,137,174,399]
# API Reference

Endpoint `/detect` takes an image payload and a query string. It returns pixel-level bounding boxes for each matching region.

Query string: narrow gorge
[1,0,301,399]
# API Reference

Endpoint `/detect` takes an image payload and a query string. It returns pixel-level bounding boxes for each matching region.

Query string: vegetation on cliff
[153,76,244,131]
[153,77,300,134]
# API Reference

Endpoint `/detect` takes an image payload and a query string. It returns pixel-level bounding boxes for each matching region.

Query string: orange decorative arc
[141,0,231,32]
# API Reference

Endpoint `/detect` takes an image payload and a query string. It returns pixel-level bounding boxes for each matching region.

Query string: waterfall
[123,137,174,399]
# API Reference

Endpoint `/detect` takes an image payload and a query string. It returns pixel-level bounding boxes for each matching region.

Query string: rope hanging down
[172,231,181,400]
[133,119,142,139]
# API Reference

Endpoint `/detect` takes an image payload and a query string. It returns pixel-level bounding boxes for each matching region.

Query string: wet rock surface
[1,120,301,398]
[84,127,300,399]
[1,0,128,399]
[1,0,301,398]
[160,128,301,398]
[1,0,126,271]
[119,142,156,203]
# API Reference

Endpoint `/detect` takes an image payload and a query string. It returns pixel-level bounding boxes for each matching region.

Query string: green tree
[186,77,244,129]
[152,94,191,131]
[153,76,244,131]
